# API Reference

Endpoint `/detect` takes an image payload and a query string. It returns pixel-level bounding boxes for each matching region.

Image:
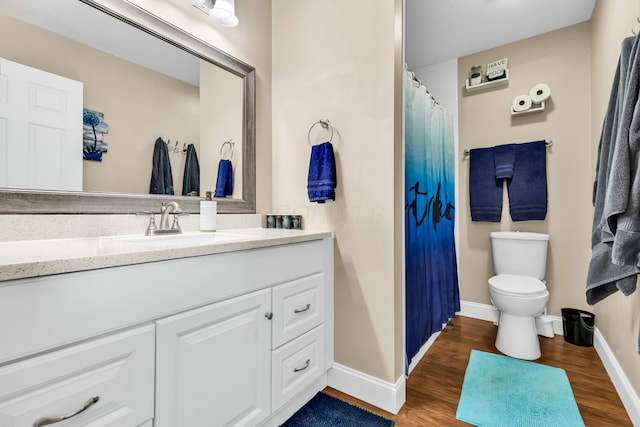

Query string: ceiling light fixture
[183,0,239,28]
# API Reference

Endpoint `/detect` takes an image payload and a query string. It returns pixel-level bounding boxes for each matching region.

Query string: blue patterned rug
[281,392,395,427]
[456,350,585,427]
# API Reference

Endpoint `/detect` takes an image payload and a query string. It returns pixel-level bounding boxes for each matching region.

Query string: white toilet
[489,231,550,360]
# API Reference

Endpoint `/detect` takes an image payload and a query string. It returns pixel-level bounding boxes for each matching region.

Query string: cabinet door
[155,289,271,427]
[0,324,155,427]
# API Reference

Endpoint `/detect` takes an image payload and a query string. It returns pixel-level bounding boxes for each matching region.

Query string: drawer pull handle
[265,312,273,320]
[294,359,311,372]
[294,303,311,314]
[34,396,100,427]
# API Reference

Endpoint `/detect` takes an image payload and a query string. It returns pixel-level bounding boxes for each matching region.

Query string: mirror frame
[0,0,256,214]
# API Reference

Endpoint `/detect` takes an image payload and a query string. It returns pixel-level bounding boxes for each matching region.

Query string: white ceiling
[405,0,596,71]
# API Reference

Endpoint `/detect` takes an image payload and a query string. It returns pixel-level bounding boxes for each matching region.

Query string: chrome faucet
[140,201,182,236]
[140,201,185,235]
[160,201,181,230]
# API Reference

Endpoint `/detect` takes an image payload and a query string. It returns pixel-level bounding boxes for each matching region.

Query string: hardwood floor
[324,315,632,426]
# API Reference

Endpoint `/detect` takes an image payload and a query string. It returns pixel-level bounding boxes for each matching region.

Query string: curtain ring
[307,119,333,145]
[220,139,235,159]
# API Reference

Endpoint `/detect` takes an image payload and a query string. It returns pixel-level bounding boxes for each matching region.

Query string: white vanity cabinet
[155,289,272,427]
[0,236,334,427]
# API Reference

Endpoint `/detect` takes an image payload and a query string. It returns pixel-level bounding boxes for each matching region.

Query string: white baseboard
[408,330,441,375]
[459,300,499,323]
[593,328,640,426]
[460,300,640,426]
[327,363,405,415]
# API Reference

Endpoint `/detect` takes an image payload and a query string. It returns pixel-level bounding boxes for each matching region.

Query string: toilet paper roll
[529,83,551,103]
[512,95,532,112]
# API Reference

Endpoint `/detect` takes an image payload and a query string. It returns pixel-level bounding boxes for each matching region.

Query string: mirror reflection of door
[0,57,83,191]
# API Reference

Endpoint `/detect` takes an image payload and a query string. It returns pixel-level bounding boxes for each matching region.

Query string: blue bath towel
[307,142,337,203]
[149,137,174,195]
[182,143,200,196]
[494,143,516,179]
[214,159,233,197]
[469,147,503,222]
[507,141,547,221]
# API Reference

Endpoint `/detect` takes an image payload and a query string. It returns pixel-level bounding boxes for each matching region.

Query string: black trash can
[561,308,595,347]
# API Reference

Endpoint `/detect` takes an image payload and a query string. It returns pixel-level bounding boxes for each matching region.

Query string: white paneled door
[0,57,82,191]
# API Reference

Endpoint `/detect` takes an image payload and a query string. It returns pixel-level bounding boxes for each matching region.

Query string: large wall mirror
[0,0,255,214]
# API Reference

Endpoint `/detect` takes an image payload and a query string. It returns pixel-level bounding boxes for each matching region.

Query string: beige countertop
[0,228,333,282]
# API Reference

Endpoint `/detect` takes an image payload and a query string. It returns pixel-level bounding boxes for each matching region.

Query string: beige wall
[200,64,244,198]
[458,23,593,318]
[271,0,404,383]
[590,0,640,398]
[130,0,273,211]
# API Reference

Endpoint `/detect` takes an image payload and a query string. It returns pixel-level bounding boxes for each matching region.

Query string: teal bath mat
[456,350,584,427]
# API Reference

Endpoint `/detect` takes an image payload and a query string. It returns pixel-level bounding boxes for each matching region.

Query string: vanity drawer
[0,324,155,427]
[272,273,324,349]
[271,325,325,412]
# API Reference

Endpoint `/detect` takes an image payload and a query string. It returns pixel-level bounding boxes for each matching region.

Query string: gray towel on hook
[605,33,640,267]
[587,35,639,305]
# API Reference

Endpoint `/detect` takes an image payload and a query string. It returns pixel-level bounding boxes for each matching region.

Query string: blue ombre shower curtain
[405,70,459,368]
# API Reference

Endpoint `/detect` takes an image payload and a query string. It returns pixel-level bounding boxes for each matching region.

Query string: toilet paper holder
[511,83,551,116]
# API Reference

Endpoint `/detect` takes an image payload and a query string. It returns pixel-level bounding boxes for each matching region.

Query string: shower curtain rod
[462,139,553,158]
[410,71,440,105]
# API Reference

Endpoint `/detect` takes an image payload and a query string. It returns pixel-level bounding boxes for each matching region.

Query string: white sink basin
[111,231,257,248]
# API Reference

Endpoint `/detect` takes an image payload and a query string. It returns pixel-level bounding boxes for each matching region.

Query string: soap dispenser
[200,191,217,232]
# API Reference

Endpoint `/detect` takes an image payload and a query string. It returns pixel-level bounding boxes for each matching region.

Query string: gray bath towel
[587,35,640,305]
[605,33,640,267]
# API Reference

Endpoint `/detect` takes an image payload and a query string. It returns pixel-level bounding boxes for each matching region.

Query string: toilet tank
[490,231,549,280]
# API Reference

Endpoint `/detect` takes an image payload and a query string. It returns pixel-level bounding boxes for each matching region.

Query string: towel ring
[220,139,235,160]
[307,119,333,145]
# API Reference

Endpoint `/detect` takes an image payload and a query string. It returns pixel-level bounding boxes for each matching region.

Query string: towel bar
[463,140,552,159]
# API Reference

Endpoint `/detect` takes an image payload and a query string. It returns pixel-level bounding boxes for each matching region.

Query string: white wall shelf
[465,70,509,92]
[511,101,546,116]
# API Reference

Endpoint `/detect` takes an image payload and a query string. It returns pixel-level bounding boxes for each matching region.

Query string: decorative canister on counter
[266,214,302,229]
[291,216,301,229]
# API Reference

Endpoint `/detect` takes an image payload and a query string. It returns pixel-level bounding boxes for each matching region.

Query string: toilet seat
[489,274,547,297]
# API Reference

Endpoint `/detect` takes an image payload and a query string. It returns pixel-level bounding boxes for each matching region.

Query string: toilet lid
[488,274,547,297]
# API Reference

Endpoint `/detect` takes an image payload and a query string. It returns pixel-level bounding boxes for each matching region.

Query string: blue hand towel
[307,142,337,203]
[507,141,547,221]
[149,137,174,195]
[494,143,516,179]
[182,143,200,196]
[214,159,233,197]
[469,147,503,222]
